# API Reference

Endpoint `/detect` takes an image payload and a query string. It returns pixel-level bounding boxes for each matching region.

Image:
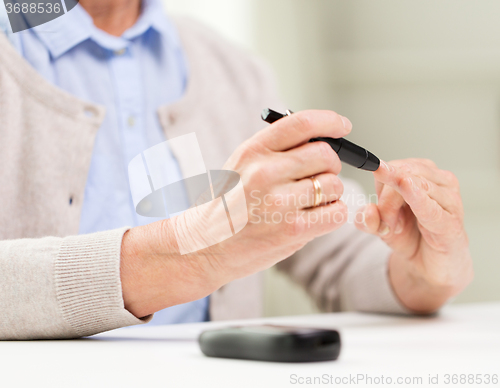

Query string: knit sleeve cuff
[339,239,411,315]
[54,227,152,337]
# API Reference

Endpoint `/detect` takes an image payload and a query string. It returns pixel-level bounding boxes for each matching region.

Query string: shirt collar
[32,0,180,58]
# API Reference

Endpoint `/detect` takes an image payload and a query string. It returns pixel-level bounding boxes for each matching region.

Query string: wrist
[120,218,221,318]
[388,252,457,314]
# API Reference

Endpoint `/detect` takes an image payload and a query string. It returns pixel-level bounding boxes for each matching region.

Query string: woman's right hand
[121,110,352,318]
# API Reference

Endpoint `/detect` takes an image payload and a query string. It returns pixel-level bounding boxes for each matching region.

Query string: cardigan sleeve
[0,228,150,340]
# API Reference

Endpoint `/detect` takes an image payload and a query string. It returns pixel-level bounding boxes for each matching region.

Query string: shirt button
[127,116,136,127]
[114,48,126,56]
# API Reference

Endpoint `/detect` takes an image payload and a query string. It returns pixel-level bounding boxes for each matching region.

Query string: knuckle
[317,141,334,164]
[394,170,408,186]
[399,162,415,175]
[329,110,344,127]
[330,175,344,197]
[420,177,431,192]
[292,112,314,135]
[442,170,459,187]
[316,142,340,173]
[246,163,272,187]
[424,204,443,224]
[234,140,261,165]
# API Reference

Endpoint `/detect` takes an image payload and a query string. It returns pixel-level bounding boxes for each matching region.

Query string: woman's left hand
[354,159,473,313]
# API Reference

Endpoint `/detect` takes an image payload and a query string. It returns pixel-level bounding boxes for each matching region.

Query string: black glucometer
[198,325,341,362]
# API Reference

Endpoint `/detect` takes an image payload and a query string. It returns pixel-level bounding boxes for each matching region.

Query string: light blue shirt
[0,0,209,325]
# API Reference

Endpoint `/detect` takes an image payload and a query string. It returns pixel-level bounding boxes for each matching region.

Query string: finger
[356,203,421,256]
[394,175,456,234]
[414,176,463,215]
[295,200,348,236]
[279,141,342,179]
[375,179,384,198]
[395,161,459,188]
[354,203,381,235]
[386,158,437,169]
[287,173,344,209]
[375,162,462,215]
[374,160,403,187]
[376,160,458,189]
[354,202,397,237]
[256,110,352,152]
[377,184,406,233]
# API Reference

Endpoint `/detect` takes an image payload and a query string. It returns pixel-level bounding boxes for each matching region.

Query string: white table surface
[1,302,499,388]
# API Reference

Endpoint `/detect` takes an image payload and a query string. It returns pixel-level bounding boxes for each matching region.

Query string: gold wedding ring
[310,176,323,207]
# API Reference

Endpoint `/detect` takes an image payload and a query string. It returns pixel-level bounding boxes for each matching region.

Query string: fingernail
[340,116,352,131]
[394,216,404,235]
[378,221,390,236]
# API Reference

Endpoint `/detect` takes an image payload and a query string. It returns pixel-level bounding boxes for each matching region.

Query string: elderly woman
[0,0,472,339]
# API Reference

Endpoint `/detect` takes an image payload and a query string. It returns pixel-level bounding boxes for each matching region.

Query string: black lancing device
[261,108,380,172]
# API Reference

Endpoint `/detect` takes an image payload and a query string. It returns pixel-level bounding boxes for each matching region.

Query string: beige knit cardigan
[0,18,406,340]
